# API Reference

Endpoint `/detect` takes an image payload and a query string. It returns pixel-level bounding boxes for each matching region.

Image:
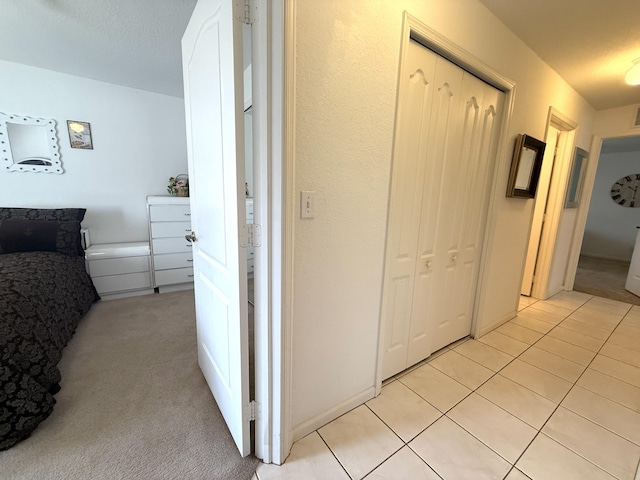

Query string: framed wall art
[67,120,93,149]
[506,134,546,198]
[565,147,588,208]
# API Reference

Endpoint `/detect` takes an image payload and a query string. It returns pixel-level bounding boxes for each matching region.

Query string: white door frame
[374,12,516,393]
[563,135,603,290]
[250,0,287,465]
[521,126,559,296]
[530,108,577,299]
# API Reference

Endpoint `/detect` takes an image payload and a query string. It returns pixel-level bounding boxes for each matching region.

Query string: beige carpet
[573,255,640,306]
[1,290,260,480]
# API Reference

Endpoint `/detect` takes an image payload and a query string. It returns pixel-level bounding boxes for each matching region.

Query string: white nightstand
[85,242,153,299]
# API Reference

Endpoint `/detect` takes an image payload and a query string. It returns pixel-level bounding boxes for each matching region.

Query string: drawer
[149,205,191,222]
[154,252,193,270]
[92,272,152,294]
[152,237,194,254]
[155,267,194,286]
[151,221,192,238]
[88,255,149,277]
[85,242,149,260]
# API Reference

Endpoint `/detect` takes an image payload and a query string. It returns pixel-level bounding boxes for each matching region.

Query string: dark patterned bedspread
[0,251,99,450]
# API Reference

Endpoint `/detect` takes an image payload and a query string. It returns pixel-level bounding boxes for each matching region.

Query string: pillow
[0,208,86,256]
[0,219,59,253]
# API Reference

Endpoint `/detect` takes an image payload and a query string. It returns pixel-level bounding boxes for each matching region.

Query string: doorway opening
[520,109,577,300]
[572,135,640,306]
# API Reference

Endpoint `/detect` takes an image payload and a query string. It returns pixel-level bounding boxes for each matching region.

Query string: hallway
[255,291,640,480]
[574,255,640,306]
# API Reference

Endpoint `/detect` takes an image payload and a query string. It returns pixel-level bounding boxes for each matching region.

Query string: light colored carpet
[573,255,640,306]
[1,290,260,480]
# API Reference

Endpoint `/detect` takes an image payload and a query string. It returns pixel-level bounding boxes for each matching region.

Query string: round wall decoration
[610,174,640,207]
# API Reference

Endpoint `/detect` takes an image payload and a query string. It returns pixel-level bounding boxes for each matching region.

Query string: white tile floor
[254,291,640,480]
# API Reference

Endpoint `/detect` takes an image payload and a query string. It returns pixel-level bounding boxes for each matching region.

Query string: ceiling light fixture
[625,58,640,85]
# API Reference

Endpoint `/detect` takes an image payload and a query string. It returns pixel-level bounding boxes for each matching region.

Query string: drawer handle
[184,213,191,216]
[187,259,193,262]
[188,274,194,278]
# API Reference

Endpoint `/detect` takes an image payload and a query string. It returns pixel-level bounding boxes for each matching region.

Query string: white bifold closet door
[382,39,504,380]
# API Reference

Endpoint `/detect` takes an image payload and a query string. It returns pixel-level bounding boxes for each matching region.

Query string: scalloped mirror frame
[0,112,63,174]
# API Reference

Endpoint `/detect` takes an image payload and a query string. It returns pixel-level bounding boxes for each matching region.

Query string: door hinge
[245,400,259,422]
[236,0,258,24]
[240,223,262,248]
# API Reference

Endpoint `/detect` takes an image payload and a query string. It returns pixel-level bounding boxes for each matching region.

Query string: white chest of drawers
[85,242,153,299]
[147,196,194,291]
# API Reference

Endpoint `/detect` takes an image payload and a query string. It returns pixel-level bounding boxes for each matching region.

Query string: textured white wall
[290,0,595,437]
[0,60,187,244]
[582,150,639,261]
[595,105,640,138]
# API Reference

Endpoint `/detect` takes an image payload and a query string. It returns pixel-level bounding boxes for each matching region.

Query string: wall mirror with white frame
[0,112,63,174]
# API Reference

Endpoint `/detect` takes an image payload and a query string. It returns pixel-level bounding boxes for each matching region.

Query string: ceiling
[1,1,640,109]
[0,0,198,98]
[478,0,640,111]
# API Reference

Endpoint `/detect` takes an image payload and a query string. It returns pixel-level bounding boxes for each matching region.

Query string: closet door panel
[432,73,504,350]
[381,40,437,379]
[407,55,464,366]
[382,39,505,377]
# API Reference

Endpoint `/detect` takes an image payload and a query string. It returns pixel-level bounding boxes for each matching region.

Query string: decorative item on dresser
[167,174,189,197]
[147,195,194,292]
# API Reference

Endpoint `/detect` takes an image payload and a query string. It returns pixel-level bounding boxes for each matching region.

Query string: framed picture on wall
[506,134,546,198]
[565,147,589,208]
[66,120,93,149]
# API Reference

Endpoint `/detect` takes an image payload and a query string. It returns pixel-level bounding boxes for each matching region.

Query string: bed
[0,207,99,450]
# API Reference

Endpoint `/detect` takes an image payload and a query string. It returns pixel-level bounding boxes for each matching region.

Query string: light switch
[301,191,315,218]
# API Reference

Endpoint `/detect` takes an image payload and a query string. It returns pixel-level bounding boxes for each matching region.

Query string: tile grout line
[267,297,636,480]
[428,296,633,478]
[394,296,636,478]
[482,298,603,475]
[478,302,622,474]
[505,298,634,477]
[362,398,445,479]
[314,428,357,480]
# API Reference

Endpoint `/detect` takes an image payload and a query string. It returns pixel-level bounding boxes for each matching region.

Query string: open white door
[626,227,640,297]
[182,0,251,456]
[521,128,559,296]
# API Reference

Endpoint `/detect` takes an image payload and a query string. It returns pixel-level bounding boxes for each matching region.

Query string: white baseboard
[474,309,517,338]
[157,283,194,293]
[291,387,376,443]
[98,288,155,301]
[580,253,631,263]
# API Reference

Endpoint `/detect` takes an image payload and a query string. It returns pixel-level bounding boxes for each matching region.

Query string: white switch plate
[300,191,315,218]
